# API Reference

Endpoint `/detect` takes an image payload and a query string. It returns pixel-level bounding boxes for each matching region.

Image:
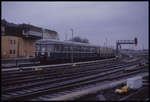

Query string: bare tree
[69,36,89,43]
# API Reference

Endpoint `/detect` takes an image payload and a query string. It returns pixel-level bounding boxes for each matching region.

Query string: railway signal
[116,37,138,55]
[134,37,138,46]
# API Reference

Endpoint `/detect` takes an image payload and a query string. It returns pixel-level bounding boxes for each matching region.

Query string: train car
[35,39,115,63]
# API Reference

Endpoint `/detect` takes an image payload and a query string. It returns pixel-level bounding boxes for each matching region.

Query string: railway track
[2,62,117,86]
[2,58,147,101]
[3,67,147,101]
[2,60,117,82]
[2,57,137,79]
[2,62,136,92]
[2,57,117,69]
[2,57,137,87]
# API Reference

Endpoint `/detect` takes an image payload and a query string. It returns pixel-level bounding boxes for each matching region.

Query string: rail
[2,57,117,72]
[2,58,147,101]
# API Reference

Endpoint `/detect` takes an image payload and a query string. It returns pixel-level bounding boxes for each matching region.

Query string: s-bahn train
[35,39,116,63]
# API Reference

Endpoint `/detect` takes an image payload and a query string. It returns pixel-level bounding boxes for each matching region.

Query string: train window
[94,48,96,52]
[57,45,62,51]
[78,46,81,51]
[76,46,79,51]
[54,44,59,51]
[67,46,71,51]
[67,46,69,51]
[59,45,63,51]
[90,48,92,52]
[47,44,54,51]
[76,46,78,51]
[86,47,89,52]
[36,44,40,51]
[84,47,87,52]
[96,48,99,53]
[81,47,84,52]
[62,45,68,51]
[92,48,95,52]
[92,48,94,52]
[91,48,96,53]
[87,47,90,52]
[58,44,62,51]
[41,44,46,51]
[76,46,79,52]
[73,46,76,51]
[64,46,68,51]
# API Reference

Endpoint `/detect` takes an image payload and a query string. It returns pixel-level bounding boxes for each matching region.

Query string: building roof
[1,19,58,39]
[20,24,43,33]
[2,19,18,27]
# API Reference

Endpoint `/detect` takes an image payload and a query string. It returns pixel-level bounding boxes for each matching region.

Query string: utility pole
[116,38,138,56]
[65,33,68,41]
[42,28,44,39]
[142,44,144,50]
[70,29,74,63]
[70,29,74,40]
[106,38,107,48]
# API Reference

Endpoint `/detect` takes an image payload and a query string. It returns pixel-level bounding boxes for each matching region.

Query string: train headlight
[41,52,45,55]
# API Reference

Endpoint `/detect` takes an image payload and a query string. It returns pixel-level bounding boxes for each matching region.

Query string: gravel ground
[77,81,149,101]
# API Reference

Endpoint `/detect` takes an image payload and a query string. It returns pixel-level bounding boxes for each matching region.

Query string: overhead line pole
[70,29,74,63]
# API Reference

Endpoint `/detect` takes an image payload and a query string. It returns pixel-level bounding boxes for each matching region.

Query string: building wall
[1,20,60,59]
[2,36,21,58]
[22,39,35,57]
[1,35,36,59]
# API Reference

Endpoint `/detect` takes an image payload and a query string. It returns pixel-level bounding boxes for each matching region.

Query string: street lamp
[70,29,74,63]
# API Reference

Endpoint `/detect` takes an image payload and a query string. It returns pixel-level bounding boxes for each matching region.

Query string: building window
[10,40,13,44]
[13,50,15,54]
[1,26,5,35]
[14,40,16,44]
[10,50,12,54]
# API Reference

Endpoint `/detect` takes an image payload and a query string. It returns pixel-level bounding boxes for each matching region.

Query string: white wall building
[42,29,59,40]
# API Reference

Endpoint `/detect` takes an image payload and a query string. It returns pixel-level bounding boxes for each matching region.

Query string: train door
[25,50,29,58]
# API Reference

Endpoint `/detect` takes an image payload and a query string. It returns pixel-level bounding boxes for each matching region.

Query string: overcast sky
[2,2,148,50]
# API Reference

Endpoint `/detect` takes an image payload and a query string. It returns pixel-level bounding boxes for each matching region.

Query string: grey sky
[2,2,149,50]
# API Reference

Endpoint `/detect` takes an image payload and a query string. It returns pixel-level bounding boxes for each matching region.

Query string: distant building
[1,19,59,58]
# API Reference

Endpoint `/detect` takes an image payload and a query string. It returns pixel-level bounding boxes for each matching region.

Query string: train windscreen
[36,44,47,51]
[41,44,46,51]
[36,44,40,51]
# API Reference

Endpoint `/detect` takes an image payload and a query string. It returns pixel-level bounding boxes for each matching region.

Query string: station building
[1,20,59,59]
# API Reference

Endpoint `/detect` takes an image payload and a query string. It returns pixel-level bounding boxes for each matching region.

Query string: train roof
[36,39,116,51]
[36,39,101,48]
